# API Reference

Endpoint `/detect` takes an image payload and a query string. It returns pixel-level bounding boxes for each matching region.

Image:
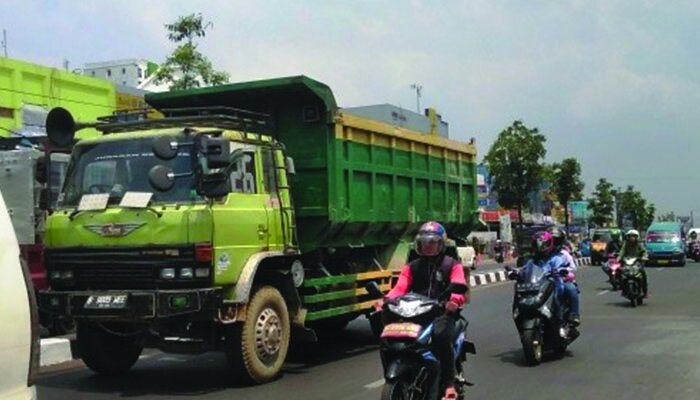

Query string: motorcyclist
[602,231,623,282]
[548,227,581,326]
[494,239,504,262]
[378,221,467,400]
[617,229,649,298]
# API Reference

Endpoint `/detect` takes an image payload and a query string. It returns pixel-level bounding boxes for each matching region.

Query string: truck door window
[261,148,278,195]
[229,152,256,194]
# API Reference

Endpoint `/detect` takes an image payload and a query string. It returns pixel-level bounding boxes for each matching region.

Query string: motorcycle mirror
[365,282,384,299]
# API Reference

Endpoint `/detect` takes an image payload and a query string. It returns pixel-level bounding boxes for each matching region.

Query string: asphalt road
[38,263,700,400]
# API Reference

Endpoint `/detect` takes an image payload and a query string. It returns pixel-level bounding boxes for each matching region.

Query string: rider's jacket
[386,255,467,306]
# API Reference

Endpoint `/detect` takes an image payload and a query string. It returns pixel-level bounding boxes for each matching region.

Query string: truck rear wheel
[227,286,290,384]
[77,322,142,375]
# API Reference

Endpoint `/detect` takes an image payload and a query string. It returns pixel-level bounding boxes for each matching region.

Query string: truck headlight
[50,271,61,280]
[61,270,74,279]
[160,268,176,279]
[179,268,194,279]
[195,268,210,278]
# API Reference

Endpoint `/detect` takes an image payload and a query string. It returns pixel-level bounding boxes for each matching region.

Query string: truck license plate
[84,294,128,309]
[658,260,669,265]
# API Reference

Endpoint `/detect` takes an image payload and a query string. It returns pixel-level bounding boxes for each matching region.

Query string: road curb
[470,269,508,287]
[40,338,75,367]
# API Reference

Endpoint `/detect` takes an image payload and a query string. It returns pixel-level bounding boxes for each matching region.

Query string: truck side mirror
[148,165,175,191]
[286,157,296,175]
[201,136,230,169]
[153,136,179,160]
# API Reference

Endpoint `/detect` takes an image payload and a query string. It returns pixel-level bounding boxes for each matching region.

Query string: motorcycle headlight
[388,300,434,318]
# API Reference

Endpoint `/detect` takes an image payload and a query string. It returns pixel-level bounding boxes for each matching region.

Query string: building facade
[342,104,449,138]
[84,59,158,89]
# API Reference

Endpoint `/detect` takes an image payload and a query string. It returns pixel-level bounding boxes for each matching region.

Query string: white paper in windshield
[119,192,153,208]
[77,194,109,211]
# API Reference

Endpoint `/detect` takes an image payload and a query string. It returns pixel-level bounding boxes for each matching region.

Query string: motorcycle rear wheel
[381,380,411,400]
[521,329,543,366]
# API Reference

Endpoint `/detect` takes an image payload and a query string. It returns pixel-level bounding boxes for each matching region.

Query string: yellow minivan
[0,189,38,399]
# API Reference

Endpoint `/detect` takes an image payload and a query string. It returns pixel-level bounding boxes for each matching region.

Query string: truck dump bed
[146,76,478,253]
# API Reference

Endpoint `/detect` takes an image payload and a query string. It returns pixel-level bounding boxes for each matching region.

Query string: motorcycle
[507,263,579,366]
[366,282,476,400]
[620,258,645,307]
[604,254,622,291]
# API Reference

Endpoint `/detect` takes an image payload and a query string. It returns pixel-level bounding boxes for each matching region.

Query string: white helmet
[626,229,640,238]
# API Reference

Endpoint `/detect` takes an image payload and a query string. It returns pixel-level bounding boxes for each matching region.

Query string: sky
[4,0,700,213]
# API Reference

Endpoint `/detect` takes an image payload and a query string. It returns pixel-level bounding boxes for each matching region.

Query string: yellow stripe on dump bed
[334,112,477,159]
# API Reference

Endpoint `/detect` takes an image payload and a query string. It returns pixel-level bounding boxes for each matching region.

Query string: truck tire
[77,322,142,375]
[227,286,290,384]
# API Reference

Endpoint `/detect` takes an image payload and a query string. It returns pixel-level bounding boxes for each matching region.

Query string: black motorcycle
[507,263,579,365]
[367,282,476,400]
[620,257,645,307]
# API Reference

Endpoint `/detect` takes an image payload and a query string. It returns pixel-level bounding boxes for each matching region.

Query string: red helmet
[532,231,554,257]
[415,221,447,257]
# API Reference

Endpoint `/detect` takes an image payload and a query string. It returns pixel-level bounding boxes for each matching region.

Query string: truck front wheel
[77,322,142,375]
[227,286,290,384]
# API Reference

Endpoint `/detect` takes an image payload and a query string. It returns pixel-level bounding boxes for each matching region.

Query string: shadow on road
[495,347,573,368]
[38,320,380,398]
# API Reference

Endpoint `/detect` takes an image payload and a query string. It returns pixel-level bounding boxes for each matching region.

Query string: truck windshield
[59,138,198,207]
[646,231,680,243]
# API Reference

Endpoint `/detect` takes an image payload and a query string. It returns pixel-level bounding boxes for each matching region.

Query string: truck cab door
[211,148,270,285]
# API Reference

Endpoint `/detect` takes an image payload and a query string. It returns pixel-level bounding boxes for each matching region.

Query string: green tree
[588,178,616,227]
[618,185,656,231]
[485,120,547,227]
[155,13,230,90]
[551,158,585,235]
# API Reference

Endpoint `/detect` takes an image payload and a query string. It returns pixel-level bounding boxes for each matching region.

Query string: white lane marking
[598,290,610,296]
[364,379,385,390]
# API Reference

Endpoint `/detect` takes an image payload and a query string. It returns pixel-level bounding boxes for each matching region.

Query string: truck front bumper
[39,288,223,320]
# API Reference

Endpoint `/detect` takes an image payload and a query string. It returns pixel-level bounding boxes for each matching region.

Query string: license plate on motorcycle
[84,294,128,309]
[381,322,422,339]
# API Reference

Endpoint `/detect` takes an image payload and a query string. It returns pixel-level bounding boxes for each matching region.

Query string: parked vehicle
[367,282,475,400]
[38,76,479,383]
[0,141,73,336]
[645,222,686,266]
[0,189,39,400]
[620,258,645,307]
[508,263,579,366]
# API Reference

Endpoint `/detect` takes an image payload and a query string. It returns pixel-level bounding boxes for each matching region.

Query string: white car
[0,190,38,399]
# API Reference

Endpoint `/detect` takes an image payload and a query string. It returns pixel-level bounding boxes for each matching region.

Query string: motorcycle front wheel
[521,328,543,366]
[381,379,411,400]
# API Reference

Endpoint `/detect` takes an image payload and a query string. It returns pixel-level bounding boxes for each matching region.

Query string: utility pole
[410,83,422,114]
[2,29,7,57]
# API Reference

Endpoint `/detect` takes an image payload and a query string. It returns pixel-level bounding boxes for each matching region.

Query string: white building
[84,59,158,88]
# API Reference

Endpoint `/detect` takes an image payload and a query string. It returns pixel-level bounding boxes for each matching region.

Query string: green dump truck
[39,76,478,383]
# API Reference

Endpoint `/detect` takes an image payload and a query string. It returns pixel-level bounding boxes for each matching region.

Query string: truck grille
[45,246,211,290]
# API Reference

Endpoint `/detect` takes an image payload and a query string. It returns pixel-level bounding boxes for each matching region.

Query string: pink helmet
[415,221,447,257]
[532,231,555,257]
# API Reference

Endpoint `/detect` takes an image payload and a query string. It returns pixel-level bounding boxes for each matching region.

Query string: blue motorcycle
[367,283,476,400]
